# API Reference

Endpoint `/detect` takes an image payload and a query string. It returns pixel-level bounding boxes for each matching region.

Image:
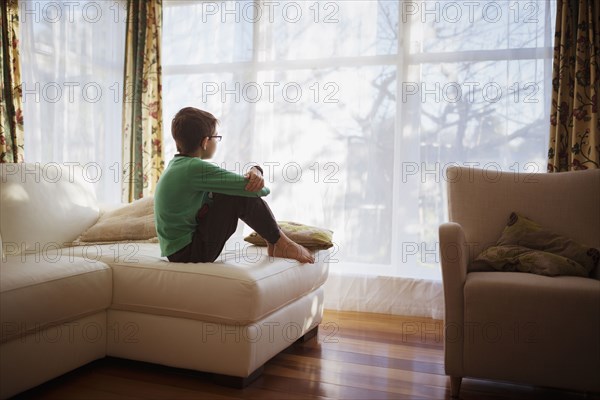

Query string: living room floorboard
[11,311,599,400]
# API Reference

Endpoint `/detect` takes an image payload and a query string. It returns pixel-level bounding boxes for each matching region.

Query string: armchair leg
[450,376,462,398]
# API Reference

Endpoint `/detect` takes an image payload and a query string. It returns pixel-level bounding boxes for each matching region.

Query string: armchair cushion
[471,212,599,277]
[497,212,599,274]
[463,271,600,391]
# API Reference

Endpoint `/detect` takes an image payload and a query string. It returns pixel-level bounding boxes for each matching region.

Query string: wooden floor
[12,311,599,400]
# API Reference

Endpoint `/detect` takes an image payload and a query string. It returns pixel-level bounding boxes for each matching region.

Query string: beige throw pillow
[244,221,333,249]
[76,196,157,243]
[471,244,589,277]
[471,212,599,277]
[497,212,599,275]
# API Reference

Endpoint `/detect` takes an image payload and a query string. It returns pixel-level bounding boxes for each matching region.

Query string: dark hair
[171,107,218,154]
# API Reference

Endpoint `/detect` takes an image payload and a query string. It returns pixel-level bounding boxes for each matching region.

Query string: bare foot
[268,233,315,263]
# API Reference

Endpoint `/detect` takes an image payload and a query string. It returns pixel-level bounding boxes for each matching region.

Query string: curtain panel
[0,0,23,163]
[548,0,600,171]
[19,1,126,203]
[122,0,164,202]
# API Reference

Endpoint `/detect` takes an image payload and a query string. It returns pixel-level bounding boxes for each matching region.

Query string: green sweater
[154,155,270,257]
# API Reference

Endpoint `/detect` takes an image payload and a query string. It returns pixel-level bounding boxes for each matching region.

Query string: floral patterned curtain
[548,0,600,171]
[0,0,24,163]
[122,0,164,202]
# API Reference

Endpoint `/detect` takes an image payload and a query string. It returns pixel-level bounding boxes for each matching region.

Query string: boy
[154,107,314,264]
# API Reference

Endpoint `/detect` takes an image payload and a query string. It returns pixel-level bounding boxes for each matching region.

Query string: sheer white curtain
[162,0,556,318]
[20,1,126,203]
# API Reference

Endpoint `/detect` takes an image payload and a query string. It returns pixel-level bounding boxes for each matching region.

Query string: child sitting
[154,107,314,264]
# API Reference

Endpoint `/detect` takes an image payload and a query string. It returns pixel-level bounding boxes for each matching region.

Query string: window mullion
[391,2,413,269]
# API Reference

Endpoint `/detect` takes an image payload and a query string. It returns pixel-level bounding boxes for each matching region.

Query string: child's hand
[244,167,265,192]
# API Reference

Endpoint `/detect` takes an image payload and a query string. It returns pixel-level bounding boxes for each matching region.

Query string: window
[160,0,556,280]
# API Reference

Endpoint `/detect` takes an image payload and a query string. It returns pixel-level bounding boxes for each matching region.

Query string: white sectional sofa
[0,163,330,399]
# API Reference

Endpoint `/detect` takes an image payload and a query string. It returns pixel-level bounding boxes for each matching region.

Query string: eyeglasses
[210,135,222,142]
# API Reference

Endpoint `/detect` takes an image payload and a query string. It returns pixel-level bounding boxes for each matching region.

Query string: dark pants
[167,193,281,263]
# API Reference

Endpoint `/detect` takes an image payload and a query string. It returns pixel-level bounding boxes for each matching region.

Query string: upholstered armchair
[439,166,600,398]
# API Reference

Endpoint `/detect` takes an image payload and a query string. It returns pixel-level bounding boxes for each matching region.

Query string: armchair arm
[439,222,468,377]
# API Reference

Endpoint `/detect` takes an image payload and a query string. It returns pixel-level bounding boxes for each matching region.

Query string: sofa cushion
[0,254,112,343]
[0,163,99,255]
[77,243,329,324]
